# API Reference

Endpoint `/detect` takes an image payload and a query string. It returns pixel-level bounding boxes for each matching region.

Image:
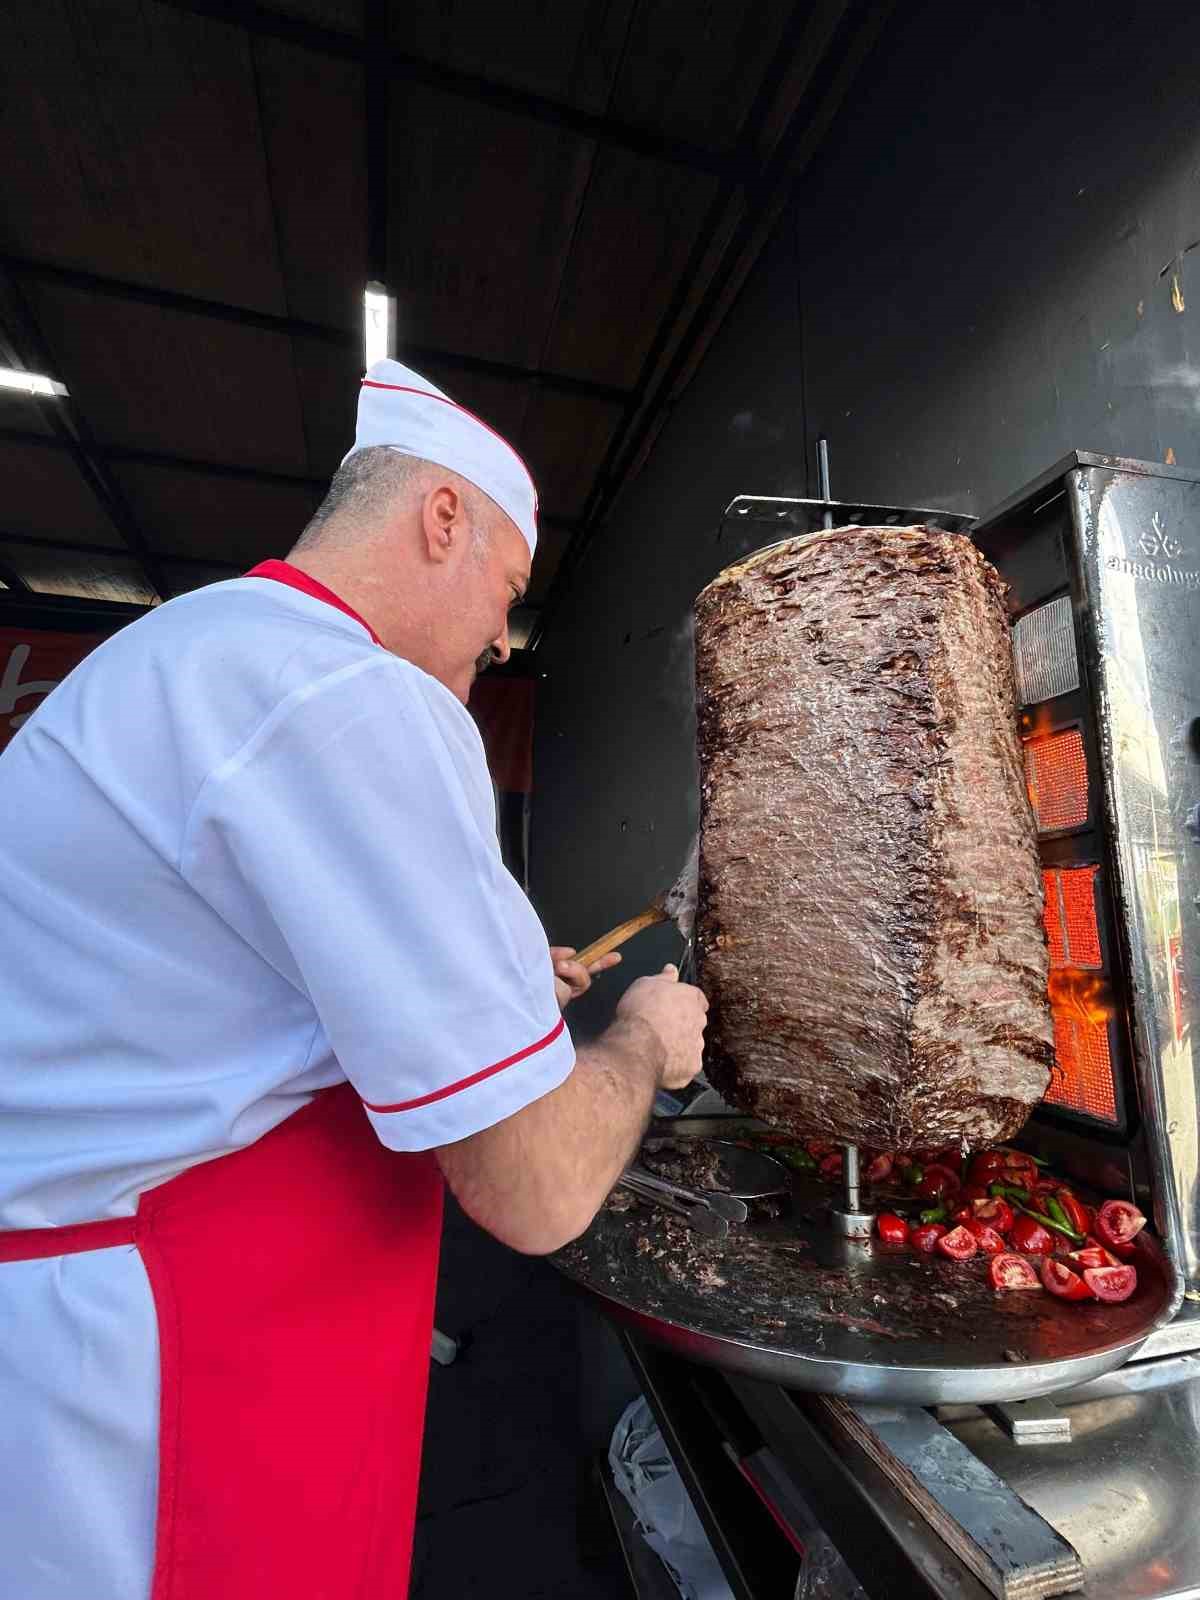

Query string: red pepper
[971,1197,1015,1235]
[1009,1215,1055,1255]
[916,1170,958,1202]
[990,1253,1041,1292]
[875,1212,909,1246]
[910,1223,948,1254]
[965,1221,1006,1255]
[1040,1258,1095,1300]
[936,1225,978,1261]
[1053,1191,1093,1238]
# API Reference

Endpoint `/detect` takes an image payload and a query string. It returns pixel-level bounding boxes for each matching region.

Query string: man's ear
[420,484,464,564]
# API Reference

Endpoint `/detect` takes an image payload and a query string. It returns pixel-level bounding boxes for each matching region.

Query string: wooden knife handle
[570,905,668,969]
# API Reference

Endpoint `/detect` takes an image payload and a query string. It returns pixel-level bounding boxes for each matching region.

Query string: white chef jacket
[0,572,574,1599]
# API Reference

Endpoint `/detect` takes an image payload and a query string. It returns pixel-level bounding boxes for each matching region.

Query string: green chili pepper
[918,1205,947,1225]
[779,1147,818,1172]
[989,1181,1030,1203]
[901,1165,924,1186]
[1045,1195,1074,1233]
[1015,1203,1083,1244]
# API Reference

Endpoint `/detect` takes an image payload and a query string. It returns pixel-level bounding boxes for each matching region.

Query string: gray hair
[293,448,423,550]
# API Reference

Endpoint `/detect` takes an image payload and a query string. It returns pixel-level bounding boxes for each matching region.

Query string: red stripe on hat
[359,380,539,518]
[361,1016,567,1114]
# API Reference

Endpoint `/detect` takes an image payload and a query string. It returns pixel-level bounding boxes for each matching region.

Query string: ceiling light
[363,282,397,368]
[0,366,68,398]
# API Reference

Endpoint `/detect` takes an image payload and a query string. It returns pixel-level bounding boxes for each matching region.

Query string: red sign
[0,628,110,753]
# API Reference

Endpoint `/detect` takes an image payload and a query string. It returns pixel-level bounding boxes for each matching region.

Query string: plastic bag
[794,1530,869,1599]
[609,1396,734,1600]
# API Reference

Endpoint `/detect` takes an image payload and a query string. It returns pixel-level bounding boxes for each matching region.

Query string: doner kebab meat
[693,525,1054,1150]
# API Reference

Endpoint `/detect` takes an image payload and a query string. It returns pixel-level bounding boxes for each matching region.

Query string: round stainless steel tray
[552,1118,1180,1405]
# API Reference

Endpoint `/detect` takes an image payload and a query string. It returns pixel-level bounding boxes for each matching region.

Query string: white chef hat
[342,360,538,556]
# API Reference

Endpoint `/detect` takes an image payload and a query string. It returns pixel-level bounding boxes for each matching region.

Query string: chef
[0,360,708,1600]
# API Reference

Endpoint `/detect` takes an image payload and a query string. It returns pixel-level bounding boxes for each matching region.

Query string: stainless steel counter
[941,1353,1200,1600]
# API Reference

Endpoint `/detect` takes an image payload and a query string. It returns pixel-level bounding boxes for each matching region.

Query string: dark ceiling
[0,0,888,646]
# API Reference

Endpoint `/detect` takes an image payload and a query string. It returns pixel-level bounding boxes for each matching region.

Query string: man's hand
[550,946,621,1009]
[436,962,710,1255]
[617,963,708,1089]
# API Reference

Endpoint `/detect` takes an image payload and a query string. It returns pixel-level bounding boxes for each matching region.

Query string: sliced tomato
[949,1204,974,1226]
[1070,1245,1121,1270]
[910,1223,948,1254]
[875,1212,909,1246]
[819,1152,844,1180]
[968,1149,1037,1184]
[1096,1200,1147,1246]
[936,1225,978,1261]
[922,1162,962,1189]
[1009,1215,1055,1255]
[971,1197,1015,1235]
[960,1183,990,1203]
[863,1152,894,1184]
[990,1253,1041,1292]
[1083,1264,1138,1303]
[1040,1258,1095,1300]
[965,1221,1006,1255]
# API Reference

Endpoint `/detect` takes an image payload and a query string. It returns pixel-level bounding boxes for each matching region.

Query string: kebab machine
[555,453,1200,1600]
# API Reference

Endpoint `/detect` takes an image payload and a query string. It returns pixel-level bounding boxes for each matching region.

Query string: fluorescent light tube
[363,283,396,367]
[0,367,68,398]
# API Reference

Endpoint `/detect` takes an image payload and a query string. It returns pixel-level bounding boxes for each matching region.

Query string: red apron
[0,1084,444,1599]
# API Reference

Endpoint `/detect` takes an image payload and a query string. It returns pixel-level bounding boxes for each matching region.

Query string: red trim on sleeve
[245,560,383,646]
[362,1016,567,1114]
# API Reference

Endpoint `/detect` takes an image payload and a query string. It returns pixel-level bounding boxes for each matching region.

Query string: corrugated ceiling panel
[26,282,311,474]
[255,40,368,328]
[610,0,794,149]
[111,463,322,568]
[291,340,364,477]
[164,561,243,598]
[261,0,364,33]
[542,150,719,388]
[388,86,592,367]
[0,389,54,438]
[0,440,123,542]
[525,517,573,606]
[521,391,623,520]
[391,0,631,112]
[0,541,156,606]
[0,2,286,312]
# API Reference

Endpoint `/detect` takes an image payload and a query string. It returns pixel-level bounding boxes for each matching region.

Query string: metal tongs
[617,1166,749,1238]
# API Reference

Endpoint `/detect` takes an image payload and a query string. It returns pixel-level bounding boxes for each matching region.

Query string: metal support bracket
[983,1398,1072,1447]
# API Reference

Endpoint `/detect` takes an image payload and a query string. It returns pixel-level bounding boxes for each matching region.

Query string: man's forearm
[437,1018,664,1255]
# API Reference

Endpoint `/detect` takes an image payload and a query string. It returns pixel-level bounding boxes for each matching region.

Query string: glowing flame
[1048,968,1114,1027]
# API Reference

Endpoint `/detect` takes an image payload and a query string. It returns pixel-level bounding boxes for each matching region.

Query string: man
[0,361,707,1600]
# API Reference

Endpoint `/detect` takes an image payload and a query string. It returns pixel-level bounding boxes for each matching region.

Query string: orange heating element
[1042,865,1118,1121]
[1024,726,1089,832]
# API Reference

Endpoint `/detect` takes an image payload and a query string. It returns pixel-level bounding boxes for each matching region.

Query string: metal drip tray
[553,1119,1179,1406]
